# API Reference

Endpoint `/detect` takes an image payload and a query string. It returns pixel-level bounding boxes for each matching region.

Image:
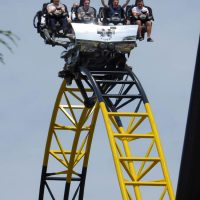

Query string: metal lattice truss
[39,67,175,200]
[100,102,174,199]
[39,82,100,200]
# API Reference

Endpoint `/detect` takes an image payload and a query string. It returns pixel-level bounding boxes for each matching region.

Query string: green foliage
[0,30,19,64]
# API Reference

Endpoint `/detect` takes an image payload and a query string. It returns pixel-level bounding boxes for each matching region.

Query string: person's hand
[48,6,56,13]
[139,14,147,20]
[61,7,65,12]
[67,18,72,23]
[141,10,147,14]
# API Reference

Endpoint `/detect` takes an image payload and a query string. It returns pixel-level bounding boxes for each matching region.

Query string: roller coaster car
[34,6,137,53]
[126,5,154,39]
[59,22,138,75]
[34,3,138,83]
[33,3,73,46]
[71,22,137,54]
[58,22,138,84]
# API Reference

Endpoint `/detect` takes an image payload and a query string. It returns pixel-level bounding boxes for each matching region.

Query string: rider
[77,0,96,22]
[101,0,130,20]
[47,0,70,34]
[132,0,153,42]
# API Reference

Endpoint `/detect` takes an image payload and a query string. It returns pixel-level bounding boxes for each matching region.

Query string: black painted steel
[39,166,47,200]
[176,36,200,200]
[78,167,87,200]
[80,67,148,103]
[80,66,148,106]
[72,184,81,200]
[126,67,148,104]
[79,67,105,103]
[45,182,56,200]
[46,177,81,181]
[78,65,149,130]
[64,183,71,200]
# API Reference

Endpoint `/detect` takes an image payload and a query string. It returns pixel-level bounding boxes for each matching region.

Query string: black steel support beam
[176,36,200,200]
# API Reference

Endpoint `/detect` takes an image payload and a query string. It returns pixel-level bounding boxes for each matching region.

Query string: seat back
[145,6,154,21]
[126,5,133,20]
[91,7,97,18]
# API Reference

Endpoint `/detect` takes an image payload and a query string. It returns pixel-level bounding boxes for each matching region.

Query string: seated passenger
[77,0,96,23]
[132,0,153,42]
[47,0,70,34]
[101,0,130,25]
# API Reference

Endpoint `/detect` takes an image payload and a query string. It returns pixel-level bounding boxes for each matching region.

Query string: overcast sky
[0,0,200,199]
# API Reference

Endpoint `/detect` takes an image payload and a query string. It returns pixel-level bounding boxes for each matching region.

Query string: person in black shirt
[101,0,130,22]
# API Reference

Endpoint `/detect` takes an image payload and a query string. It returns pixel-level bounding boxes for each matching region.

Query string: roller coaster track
[38,66,175,200]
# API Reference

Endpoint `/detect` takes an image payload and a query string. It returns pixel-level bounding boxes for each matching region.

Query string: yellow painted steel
[100,102,129,200]
[99,101,175,200]
[41,80,100,198]
[145,103,175,199]
[42,81,67,167]
[41,80,174,200]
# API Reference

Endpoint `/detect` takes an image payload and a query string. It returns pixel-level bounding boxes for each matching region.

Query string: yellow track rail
[100,101,175,199]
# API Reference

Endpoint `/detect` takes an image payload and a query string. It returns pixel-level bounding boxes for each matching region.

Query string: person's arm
[60,5,66,13]
[67,17,72,23]
[55,4,66,13]
[47,4,56,14]
[93,8,96,18]
[77,7,82,20]
[144,7,149,16]
[122,0,130,9]
[90,8,96,18]
[132,6,140,21]
[62,5,71,22]
[101,0,108,8]
[132,7,139,17]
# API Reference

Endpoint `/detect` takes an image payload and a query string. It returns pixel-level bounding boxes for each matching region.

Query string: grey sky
[0,0,200,199]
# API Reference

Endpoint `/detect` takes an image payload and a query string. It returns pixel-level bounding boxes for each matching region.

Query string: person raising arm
[101,0,130,9]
